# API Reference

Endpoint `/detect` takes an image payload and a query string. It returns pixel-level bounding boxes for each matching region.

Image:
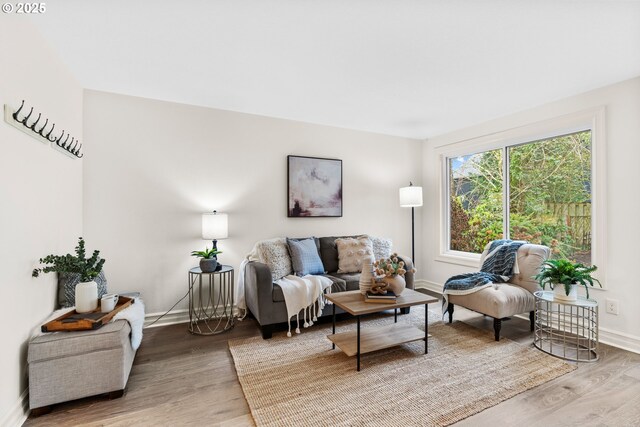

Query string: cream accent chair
[447,243,550,341]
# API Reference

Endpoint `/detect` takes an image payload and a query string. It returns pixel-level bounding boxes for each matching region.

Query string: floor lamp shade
[399,185,423,207]
[202,211,228,240]
[399,183,422,267]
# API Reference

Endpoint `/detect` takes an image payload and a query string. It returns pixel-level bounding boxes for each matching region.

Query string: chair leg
[261,325,274,340]
[493,318,502,341]
[447,303,454,324]
[529,311,535,332]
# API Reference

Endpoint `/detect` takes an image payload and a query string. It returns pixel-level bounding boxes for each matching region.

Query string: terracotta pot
[383,275,406,296]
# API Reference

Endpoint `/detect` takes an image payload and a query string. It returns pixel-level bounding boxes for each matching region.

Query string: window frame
[436,107,607,286]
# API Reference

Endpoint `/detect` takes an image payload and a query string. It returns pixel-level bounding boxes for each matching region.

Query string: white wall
[422,76,640,351]
[83,91,422,316]
[0,17,83,425]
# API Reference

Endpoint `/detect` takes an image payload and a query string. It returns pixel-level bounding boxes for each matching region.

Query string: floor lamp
[399,182,423,266]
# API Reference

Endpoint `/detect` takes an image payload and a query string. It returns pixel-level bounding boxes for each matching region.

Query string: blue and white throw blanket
[442,240,526,318]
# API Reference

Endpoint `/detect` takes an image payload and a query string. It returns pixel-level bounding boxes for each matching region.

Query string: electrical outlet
[606,299,619,315]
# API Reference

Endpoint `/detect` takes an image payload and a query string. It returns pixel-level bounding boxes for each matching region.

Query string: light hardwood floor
[24,290,640,426]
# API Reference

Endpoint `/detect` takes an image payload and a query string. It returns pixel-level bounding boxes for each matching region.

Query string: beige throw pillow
[335,236,374,274]
[255,237,293,281]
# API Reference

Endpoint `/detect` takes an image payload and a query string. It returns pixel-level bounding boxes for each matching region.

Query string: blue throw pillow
[286,237,325,276]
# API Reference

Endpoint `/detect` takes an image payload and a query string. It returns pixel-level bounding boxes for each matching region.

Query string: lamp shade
[202,211,228,240]
[399,185,423,207]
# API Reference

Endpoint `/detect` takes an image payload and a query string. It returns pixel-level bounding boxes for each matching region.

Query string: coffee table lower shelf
[328,323,430,357]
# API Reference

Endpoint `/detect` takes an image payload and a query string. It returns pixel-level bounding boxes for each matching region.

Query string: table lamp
[202,210,228,265]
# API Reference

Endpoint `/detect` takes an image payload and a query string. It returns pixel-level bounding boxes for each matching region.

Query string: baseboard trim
[414,279,442,294]
[144,309,190,328]
[599,327,640,355]
[1,389,29,427]
[144,307,241,329]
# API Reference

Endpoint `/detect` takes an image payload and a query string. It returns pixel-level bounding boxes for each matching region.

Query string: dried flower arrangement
[374,253,415,277]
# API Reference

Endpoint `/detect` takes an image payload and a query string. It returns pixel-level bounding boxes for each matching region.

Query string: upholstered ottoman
[28,319,136,413]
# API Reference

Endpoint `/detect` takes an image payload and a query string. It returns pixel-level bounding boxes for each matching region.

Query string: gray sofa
[244,235,414,339]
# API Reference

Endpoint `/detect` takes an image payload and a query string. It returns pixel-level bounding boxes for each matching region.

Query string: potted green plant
[535,259,601,301]
[32,237,106,313]
[191,247,222,273]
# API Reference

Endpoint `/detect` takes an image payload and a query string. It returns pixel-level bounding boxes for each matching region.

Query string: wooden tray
[41,296,134,332]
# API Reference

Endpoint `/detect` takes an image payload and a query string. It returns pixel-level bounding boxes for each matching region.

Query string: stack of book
[364,291,397,304]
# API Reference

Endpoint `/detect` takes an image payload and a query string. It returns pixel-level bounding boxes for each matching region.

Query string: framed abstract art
[287,155,342,217]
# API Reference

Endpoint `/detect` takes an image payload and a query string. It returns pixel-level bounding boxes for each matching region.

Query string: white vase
[75,280,98,313]
[359,256,375,294]
[554,283,578,301]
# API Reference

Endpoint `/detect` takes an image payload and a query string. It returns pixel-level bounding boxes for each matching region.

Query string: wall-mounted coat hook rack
[4,100,83,159]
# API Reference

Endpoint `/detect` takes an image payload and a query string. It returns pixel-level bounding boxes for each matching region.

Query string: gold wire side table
[533,290,598,362]
[188,265,235,335]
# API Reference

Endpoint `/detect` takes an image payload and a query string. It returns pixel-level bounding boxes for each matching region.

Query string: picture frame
[287,155,343,217]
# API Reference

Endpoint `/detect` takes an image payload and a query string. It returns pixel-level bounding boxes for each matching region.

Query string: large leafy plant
[32,237,106,282]
[535,259,601,298]
[191,247,222,259]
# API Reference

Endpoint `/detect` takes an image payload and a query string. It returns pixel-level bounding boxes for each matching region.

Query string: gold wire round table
[533,290,598,362]
[188,265,235,335]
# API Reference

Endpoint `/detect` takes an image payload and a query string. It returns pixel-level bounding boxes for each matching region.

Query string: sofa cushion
[370,236,393,262]
[288,236,321,252]
[273,275,347,302]
[319,236,353,273]
[448,283,535,319]
[255,238,293,281]
[328,273,361,291]
[335,236,374,273]
[286,237,325,276]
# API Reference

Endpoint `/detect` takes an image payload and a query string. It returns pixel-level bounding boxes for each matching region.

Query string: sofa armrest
[396,254,415,290]
[244,261,274,323]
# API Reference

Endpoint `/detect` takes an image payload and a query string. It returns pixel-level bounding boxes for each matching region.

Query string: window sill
[435,251,481,268]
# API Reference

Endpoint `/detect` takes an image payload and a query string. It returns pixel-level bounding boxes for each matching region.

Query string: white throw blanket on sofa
[236,240,333,337]
[276,274,333,337]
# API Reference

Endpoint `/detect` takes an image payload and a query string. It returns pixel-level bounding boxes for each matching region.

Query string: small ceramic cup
[100,293,119,312]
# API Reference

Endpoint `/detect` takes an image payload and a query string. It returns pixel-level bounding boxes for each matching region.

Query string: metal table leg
[394,308,398,323]
[332,303,336,350]
[425,303,428,354]
[357,315,361,371]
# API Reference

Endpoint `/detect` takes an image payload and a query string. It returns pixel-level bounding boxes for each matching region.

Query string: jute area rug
[229,306,576,427]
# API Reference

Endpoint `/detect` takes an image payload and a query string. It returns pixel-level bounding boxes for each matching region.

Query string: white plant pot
[554,283,578,301]
[75,280,98,313]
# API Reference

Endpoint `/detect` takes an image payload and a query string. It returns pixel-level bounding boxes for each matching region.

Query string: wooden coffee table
[325,288,438,371]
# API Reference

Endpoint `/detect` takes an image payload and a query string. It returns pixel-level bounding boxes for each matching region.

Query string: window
[449,149,504,252]
[447,130,593,264]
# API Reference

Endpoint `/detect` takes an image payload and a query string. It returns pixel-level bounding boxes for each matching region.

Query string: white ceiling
[30,0,640,139]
